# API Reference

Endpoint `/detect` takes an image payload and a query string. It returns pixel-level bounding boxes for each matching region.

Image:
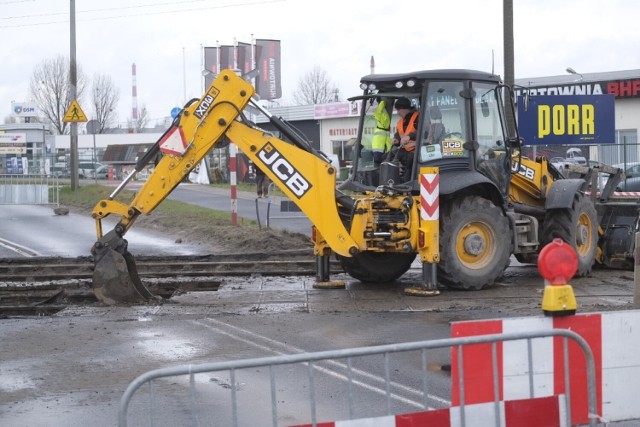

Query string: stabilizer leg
[313,254,345,289]
[404,262,441,296]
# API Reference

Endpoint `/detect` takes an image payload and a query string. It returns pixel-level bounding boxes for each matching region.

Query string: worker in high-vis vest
[371,99,391,164]
[392,97,419,181]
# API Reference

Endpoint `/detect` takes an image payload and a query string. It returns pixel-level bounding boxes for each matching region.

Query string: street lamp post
[566,67,584,82]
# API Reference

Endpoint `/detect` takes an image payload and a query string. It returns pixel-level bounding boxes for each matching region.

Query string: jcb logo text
[258,143,312,198]
[512,162,535,180]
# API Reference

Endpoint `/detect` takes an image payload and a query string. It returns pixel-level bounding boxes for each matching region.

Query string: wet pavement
[1,182,639,425]
[1,258,638,426]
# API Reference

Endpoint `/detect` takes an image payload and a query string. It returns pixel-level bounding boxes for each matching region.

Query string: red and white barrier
[291,395,566,427]
[451,310,640,424]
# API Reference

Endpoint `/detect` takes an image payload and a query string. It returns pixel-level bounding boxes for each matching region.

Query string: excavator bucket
[91,231,157,305]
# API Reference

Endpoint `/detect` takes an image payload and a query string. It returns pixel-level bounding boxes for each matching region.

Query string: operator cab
[341,70,514,200]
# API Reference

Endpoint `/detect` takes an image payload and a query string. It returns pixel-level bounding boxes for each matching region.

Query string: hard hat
[394,97,412,110]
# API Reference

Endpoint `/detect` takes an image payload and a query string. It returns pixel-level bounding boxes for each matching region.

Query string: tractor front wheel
[438,196,511,290]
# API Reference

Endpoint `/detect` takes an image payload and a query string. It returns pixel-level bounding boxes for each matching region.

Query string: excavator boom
[91,70,360,305]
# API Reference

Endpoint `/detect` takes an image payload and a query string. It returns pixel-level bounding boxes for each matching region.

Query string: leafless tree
[28,55,86,135]
[127,105,149,132]
[293,66,341,105]
[90,73,120,133]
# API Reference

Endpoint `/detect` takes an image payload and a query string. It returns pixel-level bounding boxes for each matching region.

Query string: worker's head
[395,97,414,117]
[394,97,413,110]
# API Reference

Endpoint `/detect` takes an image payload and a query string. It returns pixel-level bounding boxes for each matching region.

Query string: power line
[0,0,284,28]
[0,0,35,5]
[1,0,206,20]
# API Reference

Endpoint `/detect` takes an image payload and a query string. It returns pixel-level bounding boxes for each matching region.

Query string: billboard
[203,39,282,100]
[0,133,27,154]
[203,46,218,89]
[255,39,282,100]
[219,45,234,71]
[236,42,252,74]
[517,95,615,145]
[11,102,38,117]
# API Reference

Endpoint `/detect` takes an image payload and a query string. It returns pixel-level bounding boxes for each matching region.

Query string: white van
[78,162,103,178]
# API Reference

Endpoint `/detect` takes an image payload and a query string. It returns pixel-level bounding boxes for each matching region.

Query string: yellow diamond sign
[63,99,88,123]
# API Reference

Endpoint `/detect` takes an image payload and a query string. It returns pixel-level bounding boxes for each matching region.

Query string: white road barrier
[452,310,640,425]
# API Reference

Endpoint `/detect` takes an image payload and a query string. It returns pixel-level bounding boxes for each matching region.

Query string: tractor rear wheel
[541,193,598,276]
[438,196,511,290]
[337,252,416,283]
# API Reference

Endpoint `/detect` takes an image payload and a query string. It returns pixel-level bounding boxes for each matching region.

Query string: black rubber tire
[438,196,511,290]
[337,252,416,283]
[540,193,598,277]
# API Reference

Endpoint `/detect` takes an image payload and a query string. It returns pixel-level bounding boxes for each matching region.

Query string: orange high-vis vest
[397,111,419,151]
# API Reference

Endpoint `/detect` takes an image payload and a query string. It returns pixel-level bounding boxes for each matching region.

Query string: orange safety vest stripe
[397,111,419,138]
[397,111,419,151]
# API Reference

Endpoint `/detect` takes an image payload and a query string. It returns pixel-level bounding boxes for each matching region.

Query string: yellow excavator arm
[90,70,361,304]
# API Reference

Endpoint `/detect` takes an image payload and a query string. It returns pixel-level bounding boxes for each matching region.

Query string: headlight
[394,81,404,89]
[406,79,416,88]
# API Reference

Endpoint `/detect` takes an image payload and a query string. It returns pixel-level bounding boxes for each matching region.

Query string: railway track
[0,250,333,281]
[0,250,340,316]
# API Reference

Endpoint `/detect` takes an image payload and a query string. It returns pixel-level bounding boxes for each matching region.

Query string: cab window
[419,81,468,162]
[473,83,510,195]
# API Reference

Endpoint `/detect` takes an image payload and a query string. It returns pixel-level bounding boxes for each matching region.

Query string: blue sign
[517,94,615,145]
[170,107,181,119]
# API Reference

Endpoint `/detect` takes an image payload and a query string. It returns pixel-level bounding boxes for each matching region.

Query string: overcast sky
[2,0,640,129]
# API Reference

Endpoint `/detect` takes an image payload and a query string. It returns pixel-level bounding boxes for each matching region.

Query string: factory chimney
[131,63,138,133]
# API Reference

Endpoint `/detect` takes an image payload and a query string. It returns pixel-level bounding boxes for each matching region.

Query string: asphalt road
[1,182,639,426]
[167,183,313,235]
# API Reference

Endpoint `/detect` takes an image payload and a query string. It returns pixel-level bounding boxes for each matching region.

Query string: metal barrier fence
[118,329,597,427]
[0,174,59,206]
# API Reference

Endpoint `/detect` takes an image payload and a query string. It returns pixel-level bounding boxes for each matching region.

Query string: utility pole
[503,0,516,138]
[69,0,78,190]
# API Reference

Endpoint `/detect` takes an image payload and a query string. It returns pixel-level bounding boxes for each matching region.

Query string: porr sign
[517,95,615,145]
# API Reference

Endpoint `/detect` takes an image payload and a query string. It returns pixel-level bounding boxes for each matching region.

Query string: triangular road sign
[63,99,88,123]
[159,126,188,156]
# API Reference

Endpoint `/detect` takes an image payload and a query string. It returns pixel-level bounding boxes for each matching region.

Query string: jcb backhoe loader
[90,69,640,305]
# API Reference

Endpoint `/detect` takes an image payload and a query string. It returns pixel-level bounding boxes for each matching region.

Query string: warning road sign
[63,100,88,123]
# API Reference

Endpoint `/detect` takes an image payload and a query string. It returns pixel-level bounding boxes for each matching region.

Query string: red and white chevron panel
[451,310,640,424]
[420,172,439,221]
[612,191,640,197]
[291,395,566,427]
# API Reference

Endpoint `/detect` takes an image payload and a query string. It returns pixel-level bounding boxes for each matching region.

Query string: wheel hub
[464,232,485,256]
[577,223,588,246]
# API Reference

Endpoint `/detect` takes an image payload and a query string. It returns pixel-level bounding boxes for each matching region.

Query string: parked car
[78,162,104,179]
[613,161,640,192]
[565,147,587,165]
[92,165,108,179]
